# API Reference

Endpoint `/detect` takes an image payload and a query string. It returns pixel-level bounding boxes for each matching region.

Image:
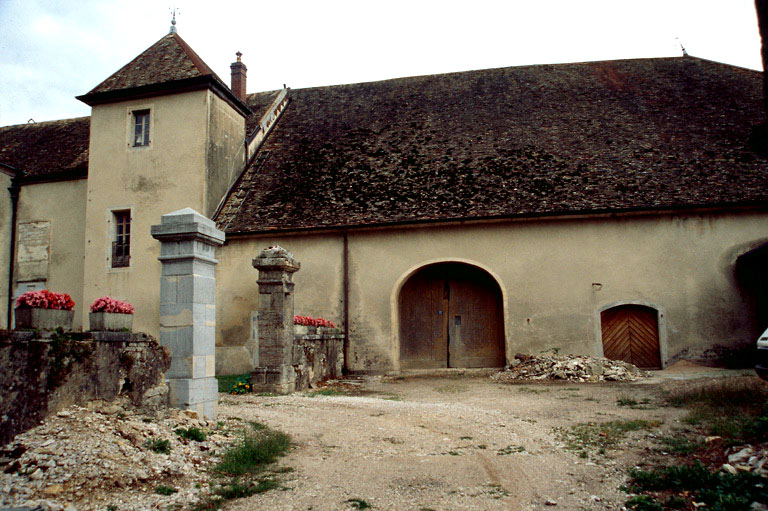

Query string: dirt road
[219,372,720,511]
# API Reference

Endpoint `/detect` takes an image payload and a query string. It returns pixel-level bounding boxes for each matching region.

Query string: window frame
[132,109,151,147]
[111,210,131,268]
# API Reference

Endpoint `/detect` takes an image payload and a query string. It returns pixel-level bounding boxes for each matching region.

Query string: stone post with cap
[251,246,300,394]
[151,208,224,419]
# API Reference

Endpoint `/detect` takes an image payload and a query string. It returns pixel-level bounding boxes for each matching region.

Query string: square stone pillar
[251,246,300,394]
[151,208,224,419]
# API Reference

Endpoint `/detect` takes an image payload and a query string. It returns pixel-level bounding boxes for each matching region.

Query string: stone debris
[0,401,239,511]
[723,445,768,476]
[492,354,649,383]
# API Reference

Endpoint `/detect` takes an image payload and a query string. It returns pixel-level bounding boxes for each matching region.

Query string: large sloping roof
[217,56,768,234]
[0,117,90,180]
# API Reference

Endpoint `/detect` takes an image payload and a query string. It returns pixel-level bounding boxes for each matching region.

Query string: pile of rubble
[492,354,649,383]
[722,444,768,477]
[0,401,237,511]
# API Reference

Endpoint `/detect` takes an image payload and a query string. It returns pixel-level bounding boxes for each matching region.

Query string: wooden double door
[600,305,661,369]
[399,263,505,369]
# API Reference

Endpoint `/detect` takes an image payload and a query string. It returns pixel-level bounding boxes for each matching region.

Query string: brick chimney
[230,51,247,102]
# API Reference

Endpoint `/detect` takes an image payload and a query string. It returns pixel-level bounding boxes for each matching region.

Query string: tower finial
[169,7,179,34]
[675,37,688,56]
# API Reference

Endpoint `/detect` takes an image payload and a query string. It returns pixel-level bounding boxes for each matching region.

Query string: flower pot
[15,308,74,331]
[89,312,133,332]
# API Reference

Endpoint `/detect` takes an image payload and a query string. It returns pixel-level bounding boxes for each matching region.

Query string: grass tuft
[144,437,171,454]
[216,430,291,477]
[175,426,207,442]
[155,485,178,496]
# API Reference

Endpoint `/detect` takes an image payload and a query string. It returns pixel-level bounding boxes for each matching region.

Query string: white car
[757,327,768,381]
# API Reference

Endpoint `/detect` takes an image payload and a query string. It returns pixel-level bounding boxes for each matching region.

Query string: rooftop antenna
[675,37,689,57]
[169,6,179,34]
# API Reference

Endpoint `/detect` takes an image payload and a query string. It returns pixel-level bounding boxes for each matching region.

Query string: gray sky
[0,0,763,127]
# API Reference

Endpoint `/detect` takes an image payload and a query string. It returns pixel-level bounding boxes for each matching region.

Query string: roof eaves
[76,74,252,117]
[17,168,88,184]
[223,200,768,238]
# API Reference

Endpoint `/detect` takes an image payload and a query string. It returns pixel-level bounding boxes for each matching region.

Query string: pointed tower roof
[77,32,250,116]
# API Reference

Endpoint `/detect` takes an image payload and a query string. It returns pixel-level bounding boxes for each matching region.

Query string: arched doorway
[399,263,504,369]
[600,305,661,369]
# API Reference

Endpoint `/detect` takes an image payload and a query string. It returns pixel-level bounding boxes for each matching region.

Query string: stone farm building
[1,30,767,375]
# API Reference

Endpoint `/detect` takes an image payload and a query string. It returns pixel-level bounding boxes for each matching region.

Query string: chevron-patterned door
[600,305,661,369]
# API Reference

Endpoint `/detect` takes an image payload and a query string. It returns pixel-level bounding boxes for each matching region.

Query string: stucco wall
[205,92,246,218]
[215,209,768,374]
[82,89,237,336]
[0,171,12,329]
[14,179,87,330]
[215,233,345,374]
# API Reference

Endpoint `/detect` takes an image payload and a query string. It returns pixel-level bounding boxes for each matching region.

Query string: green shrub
[155,485,178,495]
[175,426,207,442]
[144,437,171,454]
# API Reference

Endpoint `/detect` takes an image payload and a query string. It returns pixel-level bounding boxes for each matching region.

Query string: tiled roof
[217,57,768,234]
[85,33,216,96]
[0,117,90,179]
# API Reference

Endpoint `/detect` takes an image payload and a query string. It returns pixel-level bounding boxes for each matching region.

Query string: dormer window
[132,109,150,146]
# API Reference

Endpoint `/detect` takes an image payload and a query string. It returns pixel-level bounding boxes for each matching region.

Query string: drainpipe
[342,230,350,374]
[6,173,20,328]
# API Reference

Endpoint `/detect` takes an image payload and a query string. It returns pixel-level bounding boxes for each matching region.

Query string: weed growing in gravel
[624,461,768,511]
[175,427,206,442]
[657,433,701,454]
[144,437,171,454]
[516,386,548,394]
[555,419,662,457]
[381,395,403,401]
[486,483,511,499]
[347,498,372,509]
[459,435,473,440]
[155,485,178,495]
[436,383,467,393]
[216,430,291,477]
[617,396,655,409]
[666,378,768,444]
[190,424,292,510]
[212,477,279,499]
[496,444,525,455]
[308,389,345,397]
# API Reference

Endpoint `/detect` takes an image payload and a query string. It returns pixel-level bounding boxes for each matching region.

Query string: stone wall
[250,246,345,393]
[0,330,170,445]
[292,328,344,390]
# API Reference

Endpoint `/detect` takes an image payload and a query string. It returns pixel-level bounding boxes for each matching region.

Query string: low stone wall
[292,330,344,390]
[252,330,344,393]
[0,330,170,445]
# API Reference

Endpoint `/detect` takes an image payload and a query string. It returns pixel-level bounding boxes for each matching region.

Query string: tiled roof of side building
[85,33,216,96]
[0,117,90,179]
[217,56,768,234]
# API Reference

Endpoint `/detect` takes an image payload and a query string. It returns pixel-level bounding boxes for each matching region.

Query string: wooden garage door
[399,263,504,369]
[601,305,661,369]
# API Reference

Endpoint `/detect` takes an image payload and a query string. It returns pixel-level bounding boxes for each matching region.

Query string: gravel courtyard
[219,369,736,511]
[3,365,756,511]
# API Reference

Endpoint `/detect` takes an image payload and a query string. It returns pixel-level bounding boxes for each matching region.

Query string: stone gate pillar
[151,208,225,419]
[251,246,300,394]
